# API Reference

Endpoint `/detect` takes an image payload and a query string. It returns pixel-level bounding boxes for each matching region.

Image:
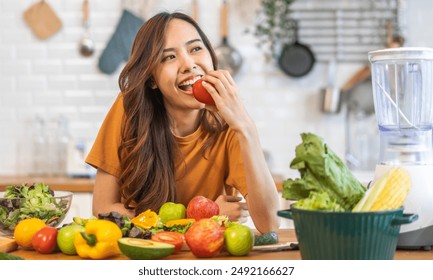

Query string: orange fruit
[14,218,46,249]
[130,209,160,229]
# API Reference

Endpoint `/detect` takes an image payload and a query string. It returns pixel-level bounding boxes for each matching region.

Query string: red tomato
[192,79,215,105]
[151,231,185,253]
[31,226,58,254]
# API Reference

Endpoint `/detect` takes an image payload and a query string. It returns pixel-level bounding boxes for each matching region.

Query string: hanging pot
[320,60,341,114]
[278,20,315,78]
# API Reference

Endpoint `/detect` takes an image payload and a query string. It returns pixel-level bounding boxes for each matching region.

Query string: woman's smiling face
[152,18,214,109]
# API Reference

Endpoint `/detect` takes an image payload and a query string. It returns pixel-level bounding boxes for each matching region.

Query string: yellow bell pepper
[74,219,122,259]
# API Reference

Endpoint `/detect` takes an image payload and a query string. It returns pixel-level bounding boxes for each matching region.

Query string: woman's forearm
[92,169,135,218]
[236,123,280,233]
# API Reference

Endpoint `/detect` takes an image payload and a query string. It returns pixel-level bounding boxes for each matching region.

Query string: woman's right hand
[200,70,254,134]
[215,195,249,223]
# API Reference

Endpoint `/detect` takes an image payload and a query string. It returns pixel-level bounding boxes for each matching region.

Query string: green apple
[57,224,84,255]
[158,202,186,224]
[224,224,254,256]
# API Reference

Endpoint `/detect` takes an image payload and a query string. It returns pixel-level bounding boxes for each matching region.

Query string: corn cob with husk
[352,167,411,212]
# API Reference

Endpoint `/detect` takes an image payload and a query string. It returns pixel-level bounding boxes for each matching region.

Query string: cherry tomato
[31,226,58,254]
[151,231,185,253]
[192,79,215,105]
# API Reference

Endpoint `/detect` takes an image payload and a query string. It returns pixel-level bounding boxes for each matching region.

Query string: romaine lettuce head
[283,133,366,211]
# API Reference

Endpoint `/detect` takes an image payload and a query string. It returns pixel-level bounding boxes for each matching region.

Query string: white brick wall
[1,0,432,181]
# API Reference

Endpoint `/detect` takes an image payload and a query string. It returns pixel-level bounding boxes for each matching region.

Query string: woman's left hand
[215,195,249,223]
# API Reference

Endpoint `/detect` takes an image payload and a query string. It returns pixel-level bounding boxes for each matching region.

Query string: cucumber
[0,252,24,260]
[254,231,279,246]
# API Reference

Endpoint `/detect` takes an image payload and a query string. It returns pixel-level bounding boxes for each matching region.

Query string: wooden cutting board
[0,236,17,253]
[23,0,62,40]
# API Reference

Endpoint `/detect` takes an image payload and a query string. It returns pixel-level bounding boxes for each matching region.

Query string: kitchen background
[0,0,432,226]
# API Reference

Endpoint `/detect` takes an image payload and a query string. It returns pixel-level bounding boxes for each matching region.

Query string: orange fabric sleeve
[85,93,124,178]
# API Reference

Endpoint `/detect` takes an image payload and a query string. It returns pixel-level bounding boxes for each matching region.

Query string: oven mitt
[98,9,144,74]
[23,0,62,40]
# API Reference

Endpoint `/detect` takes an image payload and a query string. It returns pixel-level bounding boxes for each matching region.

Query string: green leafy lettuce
[283,133,366,211]
[0,183,69,231]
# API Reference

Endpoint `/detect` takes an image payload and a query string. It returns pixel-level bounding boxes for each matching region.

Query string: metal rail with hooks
[289,0,403,63]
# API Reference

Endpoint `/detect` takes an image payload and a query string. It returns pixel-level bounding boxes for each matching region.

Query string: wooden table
[6,229,433,260]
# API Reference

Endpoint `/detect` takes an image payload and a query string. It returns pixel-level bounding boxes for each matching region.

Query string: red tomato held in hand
[192,79,215,105]
[32,226,58,254]
[151,231,185,253]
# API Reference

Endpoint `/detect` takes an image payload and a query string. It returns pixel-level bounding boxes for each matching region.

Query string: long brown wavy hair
[117,12,225,215]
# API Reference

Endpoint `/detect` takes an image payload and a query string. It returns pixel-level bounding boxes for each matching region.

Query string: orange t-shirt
[85,93,247,206]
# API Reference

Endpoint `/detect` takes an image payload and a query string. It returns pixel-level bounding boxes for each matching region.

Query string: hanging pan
[278,20,315,78]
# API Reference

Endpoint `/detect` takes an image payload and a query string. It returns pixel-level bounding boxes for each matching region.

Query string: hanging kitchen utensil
[214,0,243,77]
[320,60,341,114]
[79,0,95,57]
[341,65,373,114]
[192,0,199,22]
[278,20,315,78]
[386,21,405,48]
[98,9,144,74]
[23,0,62,40]
[341,65,371,93]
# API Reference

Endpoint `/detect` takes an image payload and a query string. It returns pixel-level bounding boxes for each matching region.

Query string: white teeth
[179,76,202,87]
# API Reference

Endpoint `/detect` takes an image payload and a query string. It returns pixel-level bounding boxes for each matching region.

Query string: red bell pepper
[32,226,58,254]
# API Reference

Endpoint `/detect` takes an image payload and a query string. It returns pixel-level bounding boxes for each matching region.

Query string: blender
[369,47,433,250]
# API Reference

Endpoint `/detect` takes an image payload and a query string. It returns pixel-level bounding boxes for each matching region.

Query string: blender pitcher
[369,48,433,165]
[368,47,433,249]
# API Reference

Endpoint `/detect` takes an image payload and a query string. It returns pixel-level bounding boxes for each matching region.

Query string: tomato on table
[151,231,185,253]
[31,226,58,254]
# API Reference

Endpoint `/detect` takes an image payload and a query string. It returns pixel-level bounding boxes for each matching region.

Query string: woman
[86,12,279,233]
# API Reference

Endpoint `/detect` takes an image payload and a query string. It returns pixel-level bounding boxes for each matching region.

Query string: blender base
[397,225,433,251]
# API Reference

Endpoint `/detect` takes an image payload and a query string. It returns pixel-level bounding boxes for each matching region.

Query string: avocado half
[118,238,175,260]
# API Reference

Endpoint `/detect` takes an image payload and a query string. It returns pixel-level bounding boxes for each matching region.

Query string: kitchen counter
[5,229,433,260]
[0,175,284,193]
[0,176,95,193]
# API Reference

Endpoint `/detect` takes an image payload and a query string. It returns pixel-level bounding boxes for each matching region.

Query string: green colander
[277,207,418,260]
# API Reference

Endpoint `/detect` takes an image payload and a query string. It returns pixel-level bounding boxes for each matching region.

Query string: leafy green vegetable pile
[282,133,366,211]
[78,211,194,239]
[0,183,70,232]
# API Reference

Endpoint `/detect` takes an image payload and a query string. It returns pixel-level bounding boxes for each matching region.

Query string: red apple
[186,195,219,220]
[185,219,224,257]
